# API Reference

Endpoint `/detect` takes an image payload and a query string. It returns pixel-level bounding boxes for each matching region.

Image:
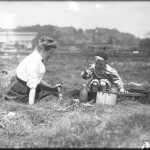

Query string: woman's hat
[38,36,57,50]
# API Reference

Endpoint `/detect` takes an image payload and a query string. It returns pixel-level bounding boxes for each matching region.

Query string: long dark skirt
[4,76,59,104]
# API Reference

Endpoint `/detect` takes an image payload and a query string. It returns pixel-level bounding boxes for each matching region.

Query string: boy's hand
[81,68,92,80]
[86,74,91,78]
[119,88,128,94]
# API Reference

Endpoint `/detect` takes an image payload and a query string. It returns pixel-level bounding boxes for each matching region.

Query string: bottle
[81,68,87,79]
[59,93,63,100]
[57,87,63,100]
[79,84,88,103]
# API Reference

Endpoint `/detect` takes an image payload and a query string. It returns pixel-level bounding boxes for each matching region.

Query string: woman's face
[42,48,55,62]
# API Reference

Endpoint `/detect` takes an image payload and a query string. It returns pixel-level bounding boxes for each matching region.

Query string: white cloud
[68,1,80,12]
[95,4,102,8]
[0,14,16,29]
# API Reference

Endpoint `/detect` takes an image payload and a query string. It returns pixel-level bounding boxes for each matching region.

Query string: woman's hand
[55,83,62,88]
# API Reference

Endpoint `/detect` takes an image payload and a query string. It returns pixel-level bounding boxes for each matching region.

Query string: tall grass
[0,53,150,148]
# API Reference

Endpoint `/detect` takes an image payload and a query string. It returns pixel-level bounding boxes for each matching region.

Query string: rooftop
[0,31,38,36]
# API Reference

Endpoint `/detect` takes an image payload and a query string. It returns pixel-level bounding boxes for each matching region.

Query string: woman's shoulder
[25,51,41,61]
[19,53,41,68]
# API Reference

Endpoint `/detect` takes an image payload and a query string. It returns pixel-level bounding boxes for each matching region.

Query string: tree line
[2,24,150,51]
[14,24,141,49]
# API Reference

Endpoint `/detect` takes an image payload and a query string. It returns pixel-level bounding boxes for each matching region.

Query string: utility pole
[93,29,96,45]
[6,29,8,43]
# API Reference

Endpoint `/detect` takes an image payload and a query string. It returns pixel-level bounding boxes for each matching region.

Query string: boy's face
[95,60,107,69]
[95,56,107,69]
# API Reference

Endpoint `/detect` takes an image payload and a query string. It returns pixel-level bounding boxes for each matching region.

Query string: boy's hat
[96,51,108,61]
[38,36,57,50]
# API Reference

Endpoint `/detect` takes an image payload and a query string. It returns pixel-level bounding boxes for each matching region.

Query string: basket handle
[101,89,118,95]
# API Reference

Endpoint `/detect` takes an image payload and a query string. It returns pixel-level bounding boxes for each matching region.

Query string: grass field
[0,52,150,148]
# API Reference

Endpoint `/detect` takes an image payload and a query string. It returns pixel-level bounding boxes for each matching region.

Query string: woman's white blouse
[17,50,46,88]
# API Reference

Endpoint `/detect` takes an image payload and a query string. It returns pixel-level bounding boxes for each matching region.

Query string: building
[88,43,122,53]
[0,31,38,51]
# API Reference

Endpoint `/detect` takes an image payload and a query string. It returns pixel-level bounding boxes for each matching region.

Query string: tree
[144,31,150,38]
[139,38,150,49]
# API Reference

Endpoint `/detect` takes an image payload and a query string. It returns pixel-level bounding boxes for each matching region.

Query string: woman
[4,36,62,105]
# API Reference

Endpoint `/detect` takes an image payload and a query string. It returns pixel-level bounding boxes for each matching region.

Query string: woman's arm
[29,88,36,105]
[40,80,58,88]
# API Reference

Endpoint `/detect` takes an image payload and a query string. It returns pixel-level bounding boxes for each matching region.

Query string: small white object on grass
[3,112,16,120]
[141,141,150,149]
[72,99,80,103]
[7,112,16,118]
[82,103,94,107]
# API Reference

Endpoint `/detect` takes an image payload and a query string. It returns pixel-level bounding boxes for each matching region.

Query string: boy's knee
[100,81,106,87]
[100,81,107,91]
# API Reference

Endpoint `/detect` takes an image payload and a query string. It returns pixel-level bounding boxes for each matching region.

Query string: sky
[0,1,150,38]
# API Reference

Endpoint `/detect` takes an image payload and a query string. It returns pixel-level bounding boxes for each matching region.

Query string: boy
[81,51,128,103]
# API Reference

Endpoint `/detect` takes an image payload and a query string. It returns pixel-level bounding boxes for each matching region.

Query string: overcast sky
[0,1,150,38]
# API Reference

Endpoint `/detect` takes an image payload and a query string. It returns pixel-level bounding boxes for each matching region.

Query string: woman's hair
[37,36,57,51]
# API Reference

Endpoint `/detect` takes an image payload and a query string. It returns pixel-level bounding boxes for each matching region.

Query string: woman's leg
[4,77,29,103]
[35,83,59,101]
